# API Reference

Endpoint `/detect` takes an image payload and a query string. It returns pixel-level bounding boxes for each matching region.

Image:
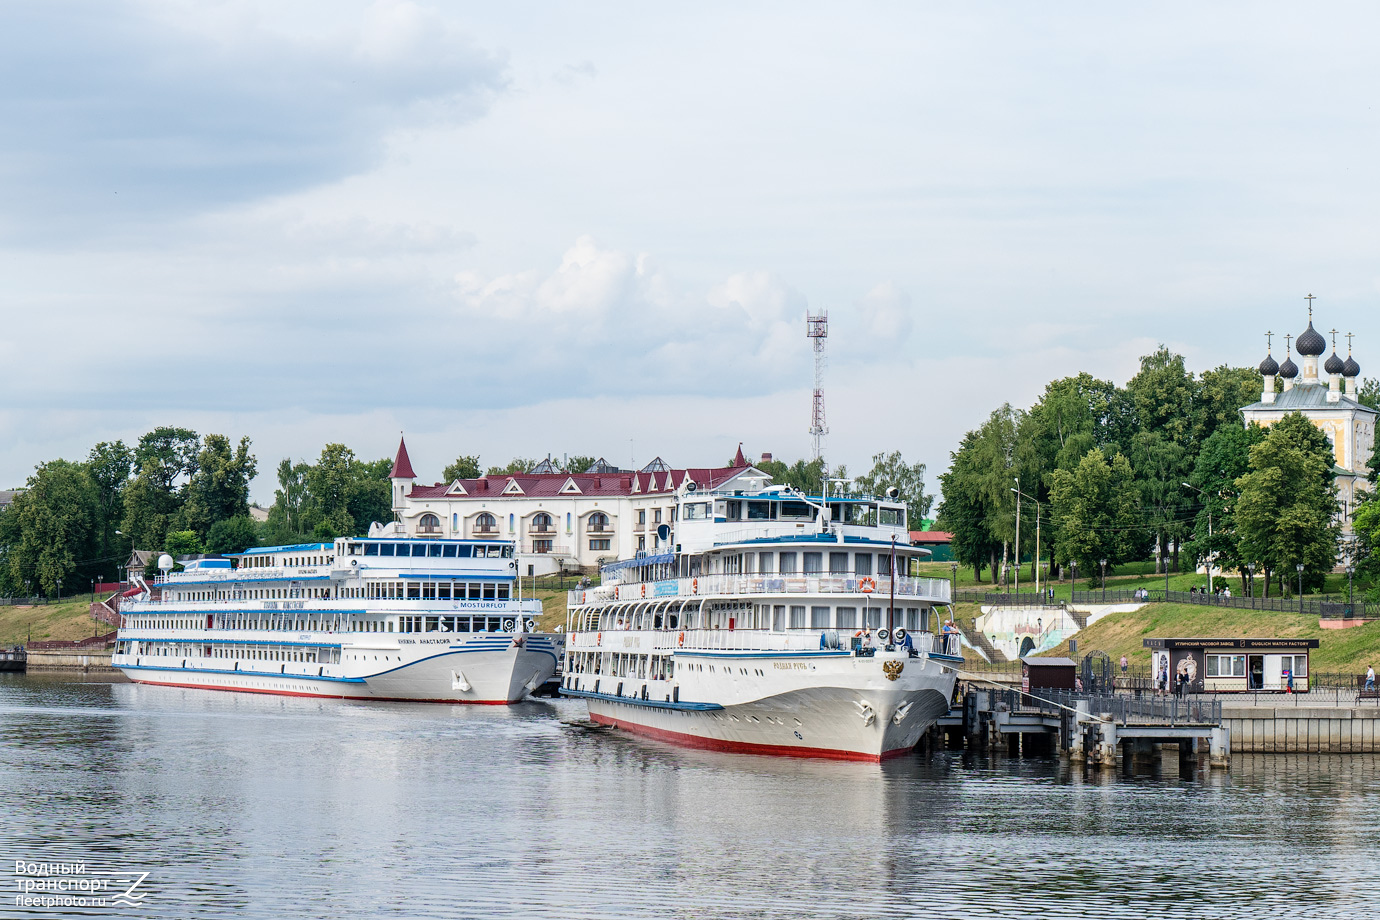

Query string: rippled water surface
[2,673,1378,919]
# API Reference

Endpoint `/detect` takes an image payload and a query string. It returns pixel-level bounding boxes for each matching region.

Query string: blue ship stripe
[118,664,365,683]
[560,688,722,711]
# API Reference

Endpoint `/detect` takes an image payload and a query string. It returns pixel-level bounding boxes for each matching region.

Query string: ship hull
[115,635,561,704]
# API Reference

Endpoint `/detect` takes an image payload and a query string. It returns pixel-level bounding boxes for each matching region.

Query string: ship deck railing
[568,573,951,607]
[570,628,961,658]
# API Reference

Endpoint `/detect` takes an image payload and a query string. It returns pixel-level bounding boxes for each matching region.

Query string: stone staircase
[957,617,1006,663]
[1068,609,1089,629]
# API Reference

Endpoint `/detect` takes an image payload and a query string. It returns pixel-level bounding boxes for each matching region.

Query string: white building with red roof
[388,437,766,575]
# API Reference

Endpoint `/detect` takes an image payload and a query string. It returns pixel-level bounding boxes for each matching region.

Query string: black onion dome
[1344,355,1361,377]
[1279,356,1298,378]
[1258,354,1279,375]
[1325,351,1346,374]
[1296,321,1327,356]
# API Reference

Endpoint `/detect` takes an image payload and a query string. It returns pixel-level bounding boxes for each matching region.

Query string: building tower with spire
[390,434,416,517]
[1242,297,1376,525]
[806,311,829,466]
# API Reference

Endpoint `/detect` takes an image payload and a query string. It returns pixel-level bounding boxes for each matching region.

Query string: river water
[1,673,1377,919]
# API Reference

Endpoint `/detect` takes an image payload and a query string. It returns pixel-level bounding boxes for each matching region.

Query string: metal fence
[1008,688,1222,726]
[954,589,1063,607]
[1071,588,1373,618]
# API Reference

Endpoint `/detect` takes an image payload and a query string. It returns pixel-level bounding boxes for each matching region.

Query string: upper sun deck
[153,537,517,587]
[674,486,909,555]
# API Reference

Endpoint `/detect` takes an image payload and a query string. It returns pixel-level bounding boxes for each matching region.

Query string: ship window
[443,545,457,558]
[439,583,452,600]
[790,606,806,629]
[425,616,439,632]
[497,584,510,600]
[407,583,421,599]
[779,552,797,574]
[380,544,395,557]
[772,605,785,631]
[780,501,812,519]
[429,544,443,557]
[880,507,901,526]
[829,552,848,574]
[422,582,436,600]
[747,501,770,520]
[865,607,882,628]
[468,583,481,600]
[836,606,858,629]
[483,583,496,600]
[877,554,892,576]
[811,606,830,628]
[456,545,472,558]
[803,552,822,574]
[758,552,774,574]
[683,503,709,521]
[855,554,872,576]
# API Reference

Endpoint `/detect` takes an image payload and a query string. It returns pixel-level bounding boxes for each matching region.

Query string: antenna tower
[806,311,829,466]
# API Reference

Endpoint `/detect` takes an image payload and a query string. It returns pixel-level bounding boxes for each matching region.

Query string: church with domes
[1241,304,1376,526]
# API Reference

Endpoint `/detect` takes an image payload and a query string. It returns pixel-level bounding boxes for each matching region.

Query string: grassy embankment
[0,599,108,647]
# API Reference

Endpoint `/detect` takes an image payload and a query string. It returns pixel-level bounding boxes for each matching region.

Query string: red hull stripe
[129,679,510,705]
[588,712,914,762]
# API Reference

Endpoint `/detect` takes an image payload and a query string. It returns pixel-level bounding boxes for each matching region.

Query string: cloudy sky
[3,1,1378,503]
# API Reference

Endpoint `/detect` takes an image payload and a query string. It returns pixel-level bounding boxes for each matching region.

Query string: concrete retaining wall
[25,649,117,673]
[1223,706,1380,753]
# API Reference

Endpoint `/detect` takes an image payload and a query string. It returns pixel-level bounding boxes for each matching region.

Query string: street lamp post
[1182,482,1213,595]
[1247,563,1256,600]
[1100,559,1107,602]
[1012,477,1021,596]
[1347,563,1356,616]
[1071,561,1078,597]
[950,562,958,603]
[1296,563,1305,613]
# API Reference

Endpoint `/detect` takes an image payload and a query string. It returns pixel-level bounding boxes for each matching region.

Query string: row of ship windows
[239,554,333,569]
[348,543,512,559]
[713,551,907,577]
[589,604,930,633]
[368,581,510,601]
[115,642,341,664]
[396,616,516,634]
[567,651,674,681]
[172,588,337,602]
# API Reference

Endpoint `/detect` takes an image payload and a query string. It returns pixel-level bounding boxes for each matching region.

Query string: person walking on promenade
[1120,655,1128,676]
[1366,665,1375,692]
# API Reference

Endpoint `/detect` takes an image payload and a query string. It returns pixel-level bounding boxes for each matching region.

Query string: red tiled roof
[910,530,952,543]
[407,465,751,500]
[390,436,416,480]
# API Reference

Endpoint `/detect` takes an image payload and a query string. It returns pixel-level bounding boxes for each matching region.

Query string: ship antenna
[806,310,829,469]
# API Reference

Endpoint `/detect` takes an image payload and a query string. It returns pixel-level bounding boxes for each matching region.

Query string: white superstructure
[113,533,561,704]
[561,480,960,761]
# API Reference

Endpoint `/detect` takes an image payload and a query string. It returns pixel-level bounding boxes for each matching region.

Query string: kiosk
[1143,637,1319,693]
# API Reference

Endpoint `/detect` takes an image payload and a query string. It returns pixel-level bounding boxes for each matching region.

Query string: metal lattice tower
[806,311,829,464]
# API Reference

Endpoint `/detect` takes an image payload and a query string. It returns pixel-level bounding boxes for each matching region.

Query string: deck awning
[601,552,675,576]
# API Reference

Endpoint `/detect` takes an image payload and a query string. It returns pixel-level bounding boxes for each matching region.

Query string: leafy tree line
[0,427,257,596]
[937,347,1372,593]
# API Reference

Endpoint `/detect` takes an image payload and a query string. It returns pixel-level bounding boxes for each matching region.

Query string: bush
[206,516,260,555]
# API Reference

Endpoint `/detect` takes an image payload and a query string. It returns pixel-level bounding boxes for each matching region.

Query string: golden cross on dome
[1305,293,1316,320]
[1330,328,1339,350]
[1347,332,1355,355]
[1265,330,1273,352]
[1284,333,1293,352]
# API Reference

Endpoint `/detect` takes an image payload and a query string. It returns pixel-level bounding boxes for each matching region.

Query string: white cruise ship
[561,475,959,761]
[113,529,562,704]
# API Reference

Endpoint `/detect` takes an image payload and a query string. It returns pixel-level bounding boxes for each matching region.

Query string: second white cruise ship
[113,528,561,704]
[561,470,959,761]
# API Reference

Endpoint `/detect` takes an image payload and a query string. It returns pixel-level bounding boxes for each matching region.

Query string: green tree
[756,457,831,495]
[87,440,134,581]
[0,460,102,596]
[852,451,932,527]
[205,516,260,555]
[443,455,482,482]
[1049,448,1141,584]
[485,458,537,476]
[163,530,204,559]
[561,455,596,475]
[121,426,200,550]
[1357,377,1379,412]
[1234,413,1338,596]
[266,458,310,542]
[312,521,338,541]
[936,431,1002,583]
[345,457,394,533]
[1184,424,1266,592]
[306,444,362,536]
[1125,346,1195,447]
[178,434,257,539]
[1195,365,1263,444]
[1129,430,1188,573]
